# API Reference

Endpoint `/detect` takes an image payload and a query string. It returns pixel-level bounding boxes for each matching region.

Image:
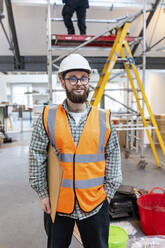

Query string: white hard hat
[58,53,91,76]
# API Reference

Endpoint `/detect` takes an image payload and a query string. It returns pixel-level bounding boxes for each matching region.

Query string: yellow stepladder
[120,46,161,167]
[90,22,131,106]
[90,23,165,167]
[123,41,165,161]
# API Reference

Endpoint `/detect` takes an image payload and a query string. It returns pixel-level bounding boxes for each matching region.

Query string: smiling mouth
[73,89,84,93]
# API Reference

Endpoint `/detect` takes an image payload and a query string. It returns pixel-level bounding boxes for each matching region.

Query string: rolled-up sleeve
[29,115,50,199]
[104,119,122,199]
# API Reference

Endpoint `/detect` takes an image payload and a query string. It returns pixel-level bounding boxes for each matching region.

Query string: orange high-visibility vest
[43,104,111,214]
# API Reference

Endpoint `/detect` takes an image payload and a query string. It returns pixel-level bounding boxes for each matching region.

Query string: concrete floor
[0,131,165,248]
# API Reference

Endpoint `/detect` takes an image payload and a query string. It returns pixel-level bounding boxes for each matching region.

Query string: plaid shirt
[29,100,122,220]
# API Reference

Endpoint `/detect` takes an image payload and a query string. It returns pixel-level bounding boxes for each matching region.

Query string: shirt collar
[62,99,91,114]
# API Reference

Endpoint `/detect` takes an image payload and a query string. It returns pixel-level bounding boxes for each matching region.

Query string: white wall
[0,75,7,102]
[124,69,165,117]
[149,70,165,115]
[4,74,52,83]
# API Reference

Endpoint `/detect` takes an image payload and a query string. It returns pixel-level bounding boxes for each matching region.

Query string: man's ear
[60,79,66,89]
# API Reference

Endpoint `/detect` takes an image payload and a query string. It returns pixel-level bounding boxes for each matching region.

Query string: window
[12,85,32,108]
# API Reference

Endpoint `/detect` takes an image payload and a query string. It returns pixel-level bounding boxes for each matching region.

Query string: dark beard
[65,87,89,103]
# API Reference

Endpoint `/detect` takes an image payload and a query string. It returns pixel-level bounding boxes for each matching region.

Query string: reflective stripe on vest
[61,177,104,189]
[44,104,111,213]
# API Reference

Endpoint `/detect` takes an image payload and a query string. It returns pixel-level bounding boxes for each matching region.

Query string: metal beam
[0,56,165,72]
[132,0,161,55]
[0,0,3,13]
[4,0,23,69]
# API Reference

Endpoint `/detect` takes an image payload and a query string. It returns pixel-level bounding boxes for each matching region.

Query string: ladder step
[136,63,143,68]
[137,98,144,101]
[132,99,143,103]
[117,58,128,62]
[127,88,141,92]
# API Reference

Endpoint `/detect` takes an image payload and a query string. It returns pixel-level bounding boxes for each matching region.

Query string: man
[62,0,89,34]
[29,53,122,248]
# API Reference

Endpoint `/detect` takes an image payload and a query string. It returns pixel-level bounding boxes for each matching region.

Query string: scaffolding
[46,0,165,168]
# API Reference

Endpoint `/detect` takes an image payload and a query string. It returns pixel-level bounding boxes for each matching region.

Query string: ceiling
[11,0,165,8]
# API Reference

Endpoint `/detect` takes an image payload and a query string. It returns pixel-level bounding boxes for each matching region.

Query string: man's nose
[76,79,82,85]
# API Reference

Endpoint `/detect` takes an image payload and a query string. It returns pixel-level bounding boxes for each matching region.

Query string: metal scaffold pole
[140,0,147,162]
[47,0,52,105]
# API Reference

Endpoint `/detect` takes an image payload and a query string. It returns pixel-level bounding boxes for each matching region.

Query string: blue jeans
[44,199,110,248]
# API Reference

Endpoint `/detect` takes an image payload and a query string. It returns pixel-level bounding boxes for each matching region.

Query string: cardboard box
[0,135,2,145]
[153,115,165,144]
[47,144,63,223]
[113,119,127,148]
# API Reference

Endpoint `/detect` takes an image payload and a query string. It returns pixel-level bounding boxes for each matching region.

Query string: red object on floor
[113,120,118,125]
[52,34,136,47]
[137,187,165,235]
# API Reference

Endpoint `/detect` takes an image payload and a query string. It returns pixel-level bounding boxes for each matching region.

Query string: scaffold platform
[51,34,136,47]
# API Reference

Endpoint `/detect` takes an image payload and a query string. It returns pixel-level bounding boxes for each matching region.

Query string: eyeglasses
[64,76,89,85]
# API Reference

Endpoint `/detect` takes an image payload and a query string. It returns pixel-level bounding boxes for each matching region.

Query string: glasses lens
[69,76,77,84]
[80,76,88,84]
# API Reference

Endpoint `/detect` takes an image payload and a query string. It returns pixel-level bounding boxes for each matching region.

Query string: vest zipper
[73,153,77,207]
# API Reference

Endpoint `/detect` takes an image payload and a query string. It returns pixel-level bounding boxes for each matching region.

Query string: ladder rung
[117,58,128,62]
[131,98,143,103]
[137,64,143,68]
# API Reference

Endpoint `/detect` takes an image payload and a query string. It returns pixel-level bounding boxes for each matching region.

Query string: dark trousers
[62,5,87,34]
[44,199,110,248]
